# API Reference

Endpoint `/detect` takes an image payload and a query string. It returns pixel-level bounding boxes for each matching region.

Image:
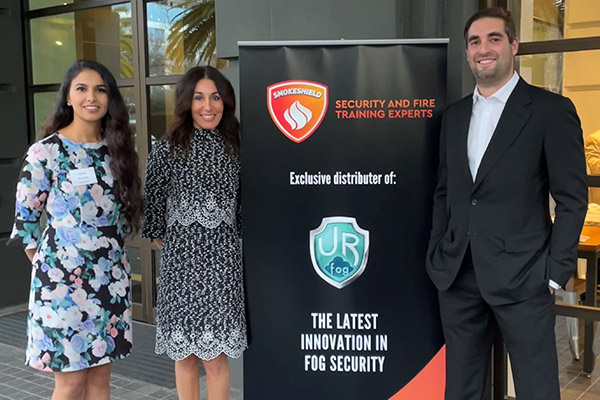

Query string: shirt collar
[473,71,519,105]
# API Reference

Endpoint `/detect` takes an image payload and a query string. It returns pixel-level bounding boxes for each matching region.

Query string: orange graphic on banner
[389,345,445,400]
[267,80,328,143]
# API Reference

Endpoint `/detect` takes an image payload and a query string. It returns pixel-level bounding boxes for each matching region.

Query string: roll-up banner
[239,40,447,400]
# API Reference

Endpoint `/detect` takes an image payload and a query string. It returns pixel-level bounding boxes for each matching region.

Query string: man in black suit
[426,7,588,400]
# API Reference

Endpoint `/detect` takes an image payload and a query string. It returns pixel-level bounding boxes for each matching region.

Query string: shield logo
[309,217,370,289]
[267,80,328,143]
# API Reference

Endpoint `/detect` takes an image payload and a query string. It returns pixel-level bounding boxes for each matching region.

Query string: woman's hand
[153,238,164,249]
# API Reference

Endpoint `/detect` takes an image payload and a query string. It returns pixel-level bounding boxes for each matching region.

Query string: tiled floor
[0,342,243,400]
[557,316,600,400]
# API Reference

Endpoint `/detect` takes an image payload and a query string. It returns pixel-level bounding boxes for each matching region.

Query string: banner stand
[240,39,448,400]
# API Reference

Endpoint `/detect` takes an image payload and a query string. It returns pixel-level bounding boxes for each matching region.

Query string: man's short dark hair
[464,7,517,47]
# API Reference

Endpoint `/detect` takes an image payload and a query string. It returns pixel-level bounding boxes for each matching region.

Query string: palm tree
[166,0,226,69]
[114,5,134,78]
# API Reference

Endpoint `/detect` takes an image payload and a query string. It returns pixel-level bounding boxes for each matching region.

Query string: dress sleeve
[236,176,242,239]
[141,140,170,240]
[6,142,52,249]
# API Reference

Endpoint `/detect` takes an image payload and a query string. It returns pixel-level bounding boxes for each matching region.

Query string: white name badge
[70,167,98,186]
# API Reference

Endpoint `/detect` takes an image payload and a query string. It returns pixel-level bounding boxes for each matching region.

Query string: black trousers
[438,249,559,400]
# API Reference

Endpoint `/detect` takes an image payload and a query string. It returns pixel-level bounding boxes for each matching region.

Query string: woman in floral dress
[142,66,245,400]
[7,60,142,400]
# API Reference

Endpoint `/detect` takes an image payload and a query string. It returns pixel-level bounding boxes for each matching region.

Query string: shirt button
[471,199,478,206]
[467,231,470,236]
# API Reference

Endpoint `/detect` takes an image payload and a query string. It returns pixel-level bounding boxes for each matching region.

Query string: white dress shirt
[467,71,560,290]
[467,71,519,180]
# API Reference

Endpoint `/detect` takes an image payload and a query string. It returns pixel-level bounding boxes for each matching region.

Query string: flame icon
[283,100,313,130]
[267,80,328,143]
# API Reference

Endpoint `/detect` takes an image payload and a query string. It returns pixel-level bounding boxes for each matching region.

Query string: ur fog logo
[309,217,369,289]
[267,80,328,143]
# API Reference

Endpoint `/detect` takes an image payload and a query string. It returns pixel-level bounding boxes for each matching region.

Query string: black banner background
[240,42,447,400]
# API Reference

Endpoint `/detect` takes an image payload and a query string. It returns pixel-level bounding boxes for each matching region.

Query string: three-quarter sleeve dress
[7,132,133,372]
[142,128,246,361]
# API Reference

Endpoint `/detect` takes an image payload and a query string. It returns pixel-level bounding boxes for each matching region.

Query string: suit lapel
[449,97,473,184]
[472,79,533,192]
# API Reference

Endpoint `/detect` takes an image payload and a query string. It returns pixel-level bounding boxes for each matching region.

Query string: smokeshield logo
[284,100,312,130]
[309,217,370,289]
[267,80,328,143]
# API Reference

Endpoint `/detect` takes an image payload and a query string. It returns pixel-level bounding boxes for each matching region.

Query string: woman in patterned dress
[142,66,245,400]
[7,60,142,400]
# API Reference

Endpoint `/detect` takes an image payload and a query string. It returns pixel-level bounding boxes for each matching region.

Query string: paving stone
[148,388,174,398]
[135,384,165,395]
[121,391,148,400]
[123,380,146,391]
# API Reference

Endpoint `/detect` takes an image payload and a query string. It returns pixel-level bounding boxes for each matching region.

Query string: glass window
[517,53,563,94]
[127,246,142,304]
[33,92,59,138]
[510,0,600,42]
[147,0,217,76]
[30,4,133,85]
[148,84,176,144]
[119,86,137,147]
[28,0,75,11]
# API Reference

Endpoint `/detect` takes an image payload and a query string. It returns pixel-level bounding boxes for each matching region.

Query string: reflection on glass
[517,53,563,94]
[30,4,133,85]
[147,0,219,76]
[510,0,563,41]
[119,87,137,149]
[511,0,600,42]
[127,246,142,304]
[33,92,59,138]
[149,84,176,145]
[29,0,74,11]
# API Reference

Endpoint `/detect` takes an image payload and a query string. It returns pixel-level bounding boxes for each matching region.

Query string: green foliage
[166,0,216,67]
[114,5,134,78]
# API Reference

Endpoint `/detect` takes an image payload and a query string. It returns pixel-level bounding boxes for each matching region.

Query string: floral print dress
[7,132,132,372]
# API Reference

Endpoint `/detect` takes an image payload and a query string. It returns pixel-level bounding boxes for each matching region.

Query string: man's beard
[472,65,508,87]
[475,69,498,81]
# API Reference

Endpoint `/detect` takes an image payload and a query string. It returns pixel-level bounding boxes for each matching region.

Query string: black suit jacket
[426,77,588,305]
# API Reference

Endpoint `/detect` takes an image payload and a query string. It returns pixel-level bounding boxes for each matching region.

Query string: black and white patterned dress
[141,129,246,361]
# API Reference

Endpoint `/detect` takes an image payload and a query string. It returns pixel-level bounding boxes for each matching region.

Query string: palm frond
[120,35,134,78]
[166,1,216,67]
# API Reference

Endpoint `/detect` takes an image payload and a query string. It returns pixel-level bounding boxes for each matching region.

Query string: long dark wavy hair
[166,66,240,156]
[43,60,143,233]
